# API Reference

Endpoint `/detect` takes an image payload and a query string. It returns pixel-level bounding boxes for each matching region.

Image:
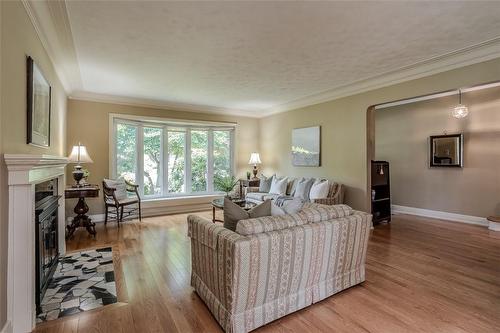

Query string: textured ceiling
[65,1,500,115]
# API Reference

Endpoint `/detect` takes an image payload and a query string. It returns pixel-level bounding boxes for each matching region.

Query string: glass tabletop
[212,198,256,210]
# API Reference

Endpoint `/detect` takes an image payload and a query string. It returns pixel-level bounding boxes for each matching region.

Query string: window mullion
[112,121,117,179]
[185,129,192,194]
[162,127,168,196]
[137,125,144,195]
[230,129,235,178]
[207,129,214,193]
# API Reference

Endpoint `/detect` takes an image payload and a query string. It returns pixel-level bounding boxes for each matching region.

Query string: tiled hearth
[37,247,117,322]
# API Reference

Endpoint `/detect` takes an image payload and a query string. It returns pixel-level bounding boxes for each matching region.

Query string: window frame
[110,113,236,199]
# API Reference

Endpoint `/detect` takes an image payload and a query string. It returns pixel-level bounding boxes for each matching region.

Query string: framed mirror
[429,134,463,167]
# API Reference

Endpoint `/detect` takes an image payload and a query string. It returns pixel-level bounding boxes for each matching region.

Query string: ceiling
[26,1,500,117]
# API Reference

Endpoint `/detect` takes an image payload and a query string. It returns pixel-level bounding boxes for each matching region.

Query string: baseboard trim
[66,203,213,223]
[1,321,12,333]
[392,205,488,227]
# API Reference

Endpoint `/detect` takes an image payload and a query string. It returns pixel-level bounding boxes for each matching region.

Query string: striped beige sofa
[187,204,372,333]
[246,179,344,206]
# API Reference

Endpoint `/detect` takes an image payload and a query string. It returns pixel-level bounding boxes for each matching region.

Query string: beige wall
[0,1,67,329]
[375,86,500,217]
[66,99,259,215]
[259,57,500,212]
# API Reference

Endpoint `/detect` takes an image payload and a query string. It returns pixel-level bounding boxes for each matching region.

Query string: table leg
[66,196,96,238]
[212,206,216,223]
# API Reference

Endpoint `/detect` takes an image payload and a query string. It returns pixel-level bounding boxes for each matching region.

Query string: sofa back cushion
[236,212,308,236]
[301,203,353,223]
[286,178,297,195]
[223,198,271,231]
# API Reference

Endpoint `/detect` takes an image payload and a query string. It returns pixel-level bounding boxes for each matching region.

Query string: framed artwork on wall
[429,133,463,168]
[27,56,51,147]
[291,126,321,166]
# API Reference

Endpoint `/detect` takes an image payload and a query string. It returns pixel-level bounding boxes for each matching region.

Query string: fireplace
[35,179,60,315]
[4,154,68,333]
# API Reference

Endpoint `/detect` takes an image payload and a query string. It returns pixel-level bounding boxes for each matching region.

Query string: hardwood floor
[34,212,500,333]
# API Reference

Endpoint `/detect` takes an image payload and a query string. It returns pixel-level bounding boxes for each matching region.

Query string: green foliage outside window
[116,123,137,182]
[116,122,232,196]
[191,130,208,192]
[168,131,185,193]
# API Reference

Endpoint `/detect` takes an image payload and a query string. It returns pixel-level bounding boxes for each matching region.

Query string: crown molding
[263,37,500,117]
[22,0,500,118]
[69,91,260,118]
[21,0,82,93]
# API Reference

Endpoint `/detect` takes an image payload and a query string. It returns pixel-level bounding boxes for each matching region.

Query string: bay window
[112,117,235,198]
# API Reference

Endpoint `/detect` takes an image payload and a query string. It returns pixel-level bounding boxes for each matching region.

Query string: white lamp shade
[248,153,262,165]
[68,145,93,164]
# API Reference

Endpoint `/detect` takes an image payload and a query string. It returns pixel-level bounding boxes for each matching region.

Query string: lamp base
[72,165,84,187]
[252,165,258,178]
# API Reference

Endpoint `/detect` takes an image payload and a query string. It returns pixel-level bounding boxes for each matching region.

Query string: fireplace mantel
[4,154,68,333]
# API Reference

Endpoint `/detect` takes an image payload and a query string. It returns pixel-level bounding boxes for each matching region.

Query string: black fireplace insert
[35,179,60,314]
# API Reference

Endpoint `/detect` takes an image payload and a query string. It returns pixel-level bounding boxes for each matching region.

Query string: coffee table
[211,198,257,223]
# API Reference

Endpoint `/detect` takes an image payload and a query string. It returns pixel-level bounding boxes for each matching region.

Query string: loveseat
[188,204,371,333]
[246,177,344,206]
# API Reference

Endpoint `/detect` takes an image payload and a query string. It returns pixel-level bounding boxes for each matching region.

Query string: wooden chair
[102,179,142,225]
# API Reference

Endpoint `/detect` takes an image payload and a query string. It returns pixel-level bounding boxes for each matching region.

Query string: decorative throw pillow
[271,202,286,216]
[104,178,128,200]
[293,178,314,201]
[309,179,330,200]
[269,176,288,195]
[223,198,271,231]
[259,174,274,193]
[281,197,305,214]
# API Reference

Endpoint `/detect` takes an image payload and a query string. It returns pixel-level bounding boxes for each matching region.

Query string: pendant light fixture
[452,89,469,118]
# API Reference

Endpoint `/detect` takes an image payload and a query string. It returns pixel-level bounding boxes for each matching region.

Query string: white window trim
[109,113,236,199]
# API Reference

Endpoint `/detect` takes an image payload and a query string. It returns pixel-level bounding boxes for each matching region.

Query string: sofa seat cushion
[301,203,353,223]
[263,193,280,201]
[246,192,269,202]
[236,212,308,236]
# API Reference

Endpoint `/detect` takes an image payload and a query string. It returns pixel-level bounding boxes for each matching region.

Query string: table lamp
[248,152,262,179]
[68,143,93,187]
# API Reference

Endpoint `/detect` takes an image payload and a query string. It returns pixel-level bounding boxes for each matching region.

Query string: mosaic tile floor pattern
[37,247,117,322]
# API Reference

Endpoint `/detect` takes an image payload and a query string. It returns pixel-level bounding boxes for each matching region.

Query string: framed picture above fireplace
[27,56,51,147]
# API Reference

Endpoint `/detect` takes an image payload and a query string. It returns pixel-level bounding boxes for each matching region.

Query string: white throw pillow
[269,177,288,195]
[309,180,330,200]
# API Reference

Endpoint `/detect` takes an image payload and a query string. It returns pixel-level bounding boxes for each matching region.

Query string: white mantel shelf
[4,154,68,185]
[3,154,68,333]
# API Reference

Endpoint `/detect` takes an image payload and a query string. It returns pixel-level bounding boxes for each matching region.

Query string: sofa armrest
[187,214,242,249]
[188,214,246,320]
[317,183,344,205]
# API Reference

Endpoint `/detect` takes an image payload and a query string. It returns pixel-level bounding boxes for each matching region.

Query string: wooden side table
[65,185,100,238]
[239,178,260,198]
